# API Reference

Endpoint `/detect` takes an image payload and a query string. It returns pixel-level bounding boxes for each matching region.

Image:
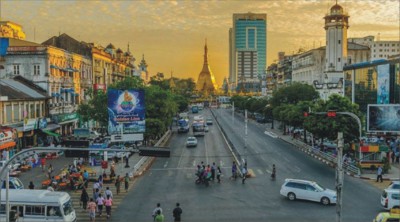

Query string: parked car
[280,178,336,205]
[387,181,400,190]
[206,118,213,125]
[381,188,400,210]
[186,137,198,148]
[373,209,400,222]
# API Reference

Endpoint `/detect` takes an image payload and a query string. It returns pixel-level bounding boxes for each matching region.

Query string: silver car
[280,179,336,205]
[186,137,198,147]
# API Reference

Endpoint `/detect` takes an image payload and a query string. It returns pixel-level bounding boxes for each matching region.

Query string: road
[113,108,383,222]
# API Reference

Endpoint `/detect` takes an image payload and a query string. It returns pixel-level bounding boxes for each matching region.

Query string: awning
[42,123,60,131]
[0,141,16,150]
[42,130,60,137]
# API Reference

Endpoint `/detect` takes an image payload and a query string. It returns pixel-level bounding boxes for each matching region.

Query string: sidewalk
[265,121,400,182]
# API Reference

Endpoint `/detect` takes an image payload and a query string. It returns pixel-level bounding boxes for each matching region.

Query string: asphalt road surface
[113,108,383,222]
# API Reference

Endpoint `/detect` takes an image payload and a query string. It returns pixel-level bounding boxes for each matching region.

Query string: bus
[0,189,76,222]
[192,116,205,136]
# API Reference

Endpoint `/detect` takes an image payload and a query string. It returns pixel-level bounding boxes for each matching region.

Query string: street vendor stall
[352,143,389,168]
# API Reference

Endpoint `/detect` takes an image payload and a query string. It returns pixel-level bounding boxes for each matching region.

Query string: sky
[1,0,399,86]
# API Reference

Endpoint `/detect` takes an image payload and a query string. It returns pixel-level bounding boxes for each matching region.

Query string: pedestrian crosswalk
[69,180,133,222]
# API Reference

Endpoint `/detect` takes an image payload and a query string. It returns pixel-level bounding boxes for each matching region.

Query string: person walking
[80,188,90,210]
[28,181,35,190]
[211,162,216,181]
[47,164,54,179]
[124,173,129,192]
[172,202,182,222]
[104,187,113,199]
[231,162,237,180]
[87,198,97,222]
[241,166,247,184]
[271,164,276,180]
[40,157,46,172]
[152,203,163,221]
[104,195,113,219]
[154,210,164,222]
[376,165,383,183]
[115,175,121,195]
[217,166,222,183]
[96,193,105,217]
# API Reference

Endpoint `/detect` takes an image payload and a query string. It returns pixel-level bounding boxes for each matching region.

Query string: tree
[77,90,108,127]
[270,82,319,107]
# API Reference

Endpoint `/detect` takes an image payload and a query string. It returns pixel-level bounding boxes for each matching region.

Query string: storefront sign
[23,118,37,131]
[52,113,78,124]
[0,130,14,143]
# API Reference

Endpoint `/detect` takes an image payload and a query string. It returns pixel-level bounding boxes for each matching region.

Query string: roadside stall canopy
[0,141,16,150]
[352,144,389,152]
[42,130,61,137]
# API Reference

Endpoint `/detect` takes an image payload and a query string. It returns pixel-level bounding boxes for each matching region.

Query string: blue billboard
[368,104,400,133]
[107,89,145,134]
[377,64,390,104]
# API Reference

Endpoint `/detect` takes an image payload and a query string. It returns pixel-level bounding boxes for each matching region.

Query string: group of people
[195,162,222,185]
[84,187,113,221]
[152,203,183,222]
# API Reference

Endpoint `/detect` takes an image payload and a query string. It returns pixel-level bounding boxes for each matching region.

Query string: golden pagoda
[196,39,217,94]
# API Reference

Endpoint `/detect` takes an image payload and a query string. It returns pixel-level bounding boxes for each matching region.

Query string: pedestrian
[125,152,130,168]
[242,166,247,184]
[40,157,46,172]
[115,175,121,195]
[231,161,237,180]
[104,187,113,199]
[104,195,113,219]
[155,210,164,222]
[98,175,103,189]
[28,181,35,190]
[110,161,116,178]
[172,202,182,222]
[83,170,89,188]
[211,162,216,181]
[152,203,163,221]
[124,173,129,192]
[96,193,105,216]
[47,164,54,179]
[80,188,89,210]
[376,165,383,183]
[93,188,100,203]
[271,164,276,180]
[217,166,222,183]
[391,150,395,163]
[396,151,400,164]
[87,198,97,222]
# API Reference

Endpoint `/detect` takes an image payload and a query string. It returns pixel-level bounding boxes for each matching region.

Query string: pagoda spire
[204,38,208,65]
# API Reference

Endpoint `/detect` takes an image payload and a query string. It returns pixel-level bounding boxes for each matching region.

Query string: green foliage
[77,90,108,127]
[270,82,319,107]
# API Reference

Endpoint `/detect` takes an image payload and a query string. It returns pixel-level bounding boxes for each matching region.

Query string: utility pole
[232,101,235,124]
[336,132,344,222]
[244,109,248,166]
[5,150,9,222]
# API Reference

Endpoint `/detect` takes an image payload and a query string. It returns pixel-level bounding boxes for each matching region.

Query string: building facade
[229,12,267,93]
[349,35,400,61]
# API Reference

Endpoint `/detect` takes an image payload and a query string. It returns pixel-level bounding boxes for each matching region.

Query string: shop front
[52,113,79,137]
[352,143,390,168]
[37,117,61,146]
[0,127,18,158]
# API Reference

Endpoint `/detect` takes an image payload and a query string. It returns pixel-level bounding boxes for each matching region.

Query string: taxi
[373,209,400,222]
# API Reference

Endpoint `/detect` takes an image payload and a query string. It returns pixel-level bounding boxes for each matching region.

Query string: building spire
[204,38,208,65]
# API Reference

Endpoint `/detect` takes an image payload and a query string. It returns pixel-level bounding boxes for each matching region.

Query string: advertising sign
[0,130,14,143]
[107,89,145,134]
[368,104,400,132]
[377,64,390,104]
[23,118,37,131]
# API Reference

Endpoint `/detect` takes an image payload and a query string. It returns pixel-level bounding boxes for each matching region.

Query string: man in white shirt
[104,187,113,199]
[152,203,162,221]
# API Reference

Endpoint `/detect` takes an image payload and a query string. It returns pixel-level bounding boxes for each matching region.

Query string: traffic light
[327,111,337,117]
[303,112,309,117]
[139,147,170,157]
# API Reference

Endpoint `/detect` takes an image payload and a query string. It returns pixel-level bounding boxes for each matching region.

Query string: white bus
[0,189,76,222]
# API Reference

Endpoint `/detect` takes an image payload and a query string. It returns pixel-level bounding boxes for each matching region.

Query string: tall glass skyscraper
[229,13,267,93]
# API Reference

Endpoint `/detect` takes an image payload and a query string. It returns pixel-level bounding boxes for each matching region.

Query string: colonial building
[348,35,400,61]
[196,41,217,95]
[0,20,26,40]
[0,75,49,151]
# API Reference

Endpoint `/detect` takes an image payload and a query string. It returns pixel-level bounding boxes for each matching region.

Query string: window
[33,65,40,75]
[6,104,12,123]
[13,65,20,75]
[30,104,35,118]
[306,185,316,191]
[13,103,19,122]
[338,58,341,62]
[338,40,341,44]
[46,206,62,217]
[25,205,45,216]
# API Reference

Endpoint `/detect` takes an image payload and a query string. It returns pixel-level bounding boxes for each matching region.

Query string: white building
[348,35,400,61]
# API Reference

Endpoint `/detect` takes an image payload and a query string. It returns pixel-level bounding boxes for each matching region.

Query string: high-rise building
[229,12,267,93]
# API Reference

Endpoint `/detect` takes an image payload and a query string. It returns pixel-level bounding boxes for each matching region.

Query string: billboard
[107,89,145,134]
[367,104,400,132]
[377,64,390,104]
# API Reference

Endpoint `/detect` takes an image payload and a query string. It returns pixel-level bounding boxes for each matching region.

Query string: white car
[186,137,198,147]
[381,188,400,210]
[205,125,209,132]
[387,181,400,190]
[280,179,337,205]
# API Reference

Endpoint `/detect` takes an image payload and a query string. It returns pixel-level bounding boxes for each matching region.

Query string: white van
[381,188,400,210]
[0,189,76,222]
[1,177,24,189]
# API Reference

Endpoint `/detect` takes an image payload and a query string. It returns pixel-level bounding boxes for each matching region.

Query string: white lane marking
[163,161,168,168]
[264,131,278,138]
[266,169,272,174]
[293,166,301,173]
[177,145,185,168]
[151,166,232,171]
[204,137,209,164]
[257,169,263,175]
[220,160,224,167]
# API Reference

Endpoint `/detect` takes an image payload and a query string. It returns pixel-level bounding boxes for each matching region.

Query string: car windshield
[391,183,400,189]
[63,199,73,216]
[314,183,325,191]
[188,138,196,141]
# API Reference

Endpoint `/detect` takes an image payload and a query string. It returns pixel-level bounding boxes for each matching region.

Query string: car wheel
[287,192,296,201]
[321,197,330,205]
